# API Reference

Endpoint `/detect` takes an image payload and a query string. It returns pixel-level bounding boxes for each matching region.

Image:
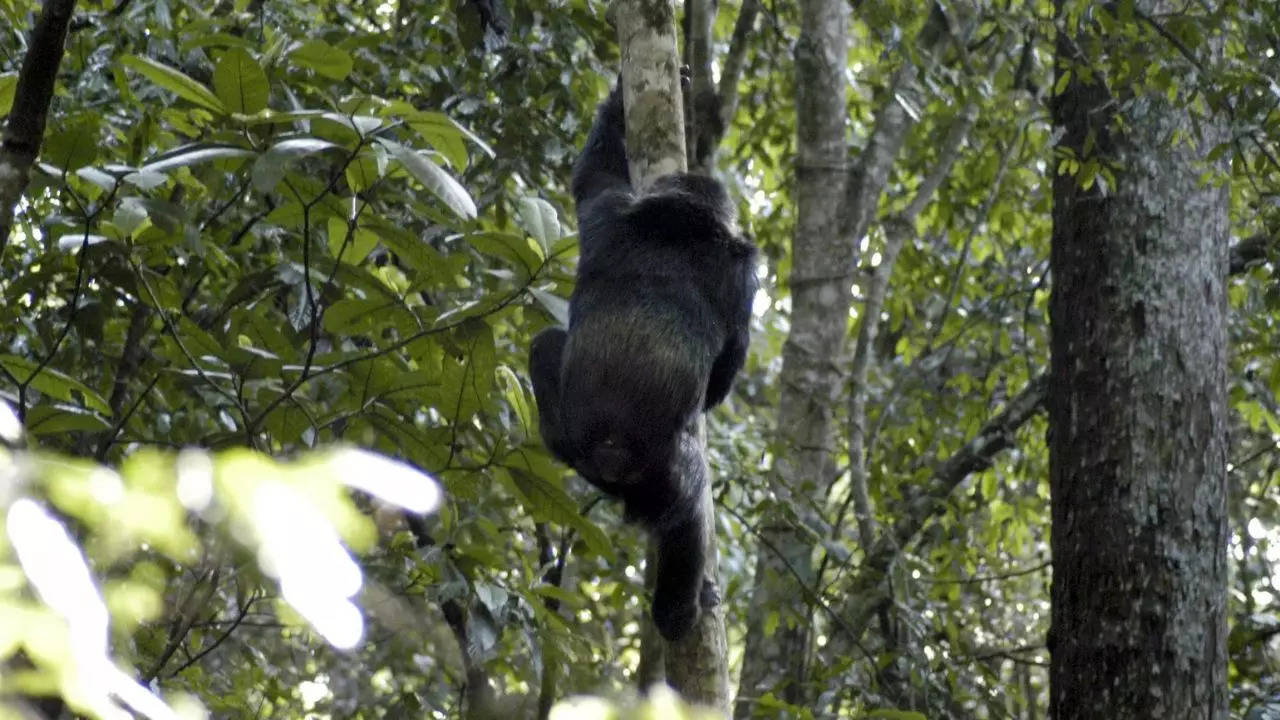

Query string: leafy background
[2,0,1280,717]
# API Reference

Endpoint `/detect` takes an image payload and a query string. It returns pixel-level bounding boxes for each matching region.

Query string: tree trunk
[613,0,730,711]
[735,5,954,714]
[1048,2,1229,718]
[0,0,79,259]
[733,0,849,713]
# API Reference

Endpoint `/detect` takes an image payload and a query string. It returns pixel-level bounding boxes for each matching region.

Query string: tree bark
[615,0,687,185]
[683,0,757,174]
[1048,2,1229,717]
[733,0,849,714]
[614,0,730,711]
[735,5,955,714]
[0,0,79,259]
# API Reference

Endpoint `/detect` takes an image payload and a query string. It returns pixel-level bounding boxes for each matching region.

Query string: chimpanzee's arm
[529,328,575,464]
[705,250,758,408]
[571,83,630,209]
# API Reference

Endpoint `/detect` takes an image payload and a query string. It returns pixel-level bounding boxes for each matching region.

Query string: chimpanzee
[529,80,757,641]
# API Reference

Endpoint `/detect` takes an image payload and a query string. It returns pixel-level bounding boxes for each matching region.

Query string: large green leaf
[467,232,544,276]
[42,120,99,170]
[515,197,560,254]
[212,47,270,114]
[251,137,340,192]
[0,355,110,415]
[398,108,469,169]
[289,39,353,80]
[120,54,226,114]
[141,143,256,173]
[378,139,477,220]
[24,403,112,435]
[436,322,495,422]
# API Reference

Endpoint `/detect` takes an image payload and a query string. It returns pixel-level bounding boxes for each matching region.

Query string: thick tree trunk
[733,0,849,714]
[1048,2,1229,718]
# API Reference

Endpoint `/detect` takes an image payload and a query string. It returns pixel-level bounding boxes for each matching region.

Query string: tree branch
[842,2,951,248]
[838,100,978,555]
[821,374,1049,668]
[716,0,759,136]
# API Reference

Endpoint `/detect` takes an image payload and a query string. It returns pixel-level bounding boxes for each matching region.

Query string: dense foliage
[1,0,1279,717]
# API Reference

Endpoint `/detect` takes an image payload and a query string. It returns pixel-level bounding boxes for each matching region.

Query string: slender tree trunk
[735,6,954,714]
[1048,2,1229,718]
[0,0,78,259]
[733,0,849,714]
[614,0,730,711]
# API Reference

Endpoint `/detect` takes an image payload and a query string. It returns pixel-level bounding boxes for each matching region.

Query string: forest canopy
[1,0,1279,718]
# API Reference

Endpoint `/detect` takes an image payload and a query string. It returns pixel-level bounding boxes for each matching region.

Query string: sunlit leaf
[252,137,340,192]
[378,139,477,220]
[140,143,256,173]
[496,365,533,435]
[56,234,112,251]
[0,72,16,115]
[401,109,470,169]
[515,197,560,253]
[23,403,111,435]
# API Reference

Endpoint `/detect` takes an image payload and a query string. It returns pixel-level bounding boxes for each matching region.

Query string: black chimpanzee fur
[529,82,756,641]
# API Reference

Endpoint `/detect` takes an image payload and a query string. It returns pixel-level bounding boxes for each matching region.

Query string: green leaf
[141,143,256,173]
[361,215,442,275]
[76,166,119,191]
[325,217,366,263]
[322,297,401,334]
[0,355,110,414]
[378,139,477,220]
[505,469,614,560]
[24,403,111,435]
[344,148,386,193]
[122,170,170,190]
[515,197,559,254]
[240,109,328,126]
[289,39,354,80]
[320,112,383,137]
[401,109,470,169]
[43,120,99,170]
[865,710,928,720]
[467,232,543,275]
[112,197,151,236]
[0,72,17,115]
[1054,68,1072,96]
[496,365,533,436]
[120,54,226,114]
[213,47,270,114]
[251,137,339,192]
[437,323,495,421]
[529,288,569,326]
